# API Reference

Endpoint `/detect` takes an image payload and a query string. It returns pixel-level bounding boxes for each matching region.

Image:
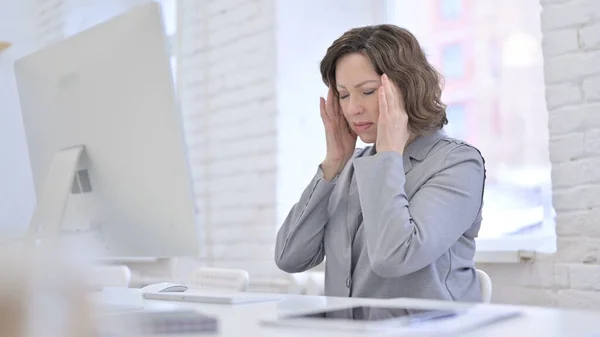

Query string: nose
[347,97,364,116]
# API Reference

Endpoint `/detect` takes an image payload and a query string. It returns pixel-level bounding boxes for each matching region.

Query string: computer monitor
[13,2,199,257]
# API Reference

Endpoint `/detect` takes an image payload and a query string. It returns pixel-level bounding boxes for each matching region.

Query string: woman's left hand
[376,74,411,154]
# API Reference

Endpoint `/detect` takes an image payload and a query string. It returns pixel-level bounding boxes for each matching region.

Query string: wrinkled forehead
[335,53,380,89]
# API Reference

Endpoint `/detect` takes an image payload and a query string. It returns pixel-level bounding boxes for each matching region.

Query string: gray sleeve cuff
[317,164,340,184]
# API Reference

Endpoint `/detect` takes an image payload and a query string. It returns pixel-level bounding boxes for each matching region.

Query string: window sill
[474,233,556,263]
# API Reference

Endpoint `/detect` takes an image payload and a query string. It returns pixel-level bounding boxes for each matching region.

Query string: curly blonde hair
[320,24,448,135]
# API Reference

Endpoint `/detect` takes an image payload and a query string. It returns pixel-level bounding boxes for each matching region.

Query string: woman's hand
[320,87,357,181]
[376,74,411,154]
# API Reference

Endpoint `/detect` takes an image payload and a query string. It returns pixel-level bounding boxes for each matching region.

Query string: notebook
[99,309,218,335]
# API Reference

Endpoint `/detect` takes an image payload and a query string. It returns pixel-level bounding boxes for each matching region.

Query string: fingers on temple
[320,97,327,120]
[382,74,396,110]
[378,86,388,118]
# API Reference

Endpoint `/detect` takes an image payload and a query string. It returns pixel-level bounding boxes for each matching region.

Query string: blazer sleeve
[352,144,485,278]
[274,165,337,273]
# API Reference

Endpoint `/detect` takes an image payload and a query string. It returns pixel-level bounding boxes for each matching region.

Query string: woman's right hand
[320,87,357,181]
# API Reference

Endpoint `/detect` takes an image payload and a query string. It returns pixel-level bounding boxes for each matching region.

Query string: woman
[275,24,486,302]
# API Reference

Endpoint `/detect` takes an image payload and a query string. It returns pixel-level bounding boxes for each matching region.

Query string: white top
[94,288,600,337]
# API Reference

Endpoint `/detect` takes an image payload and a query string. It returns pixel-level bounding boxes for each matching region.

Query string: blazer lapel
[403,155,413,175]
[402,130,447,174]
[326,155,357,259]
[341,148,372,252]
[346,167,361,244]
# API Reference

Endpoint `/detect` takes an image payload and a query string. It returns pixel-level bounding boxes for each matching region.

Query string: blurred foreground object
[0,41,10,52]
[0,252,98,337]
[0,257,28,337]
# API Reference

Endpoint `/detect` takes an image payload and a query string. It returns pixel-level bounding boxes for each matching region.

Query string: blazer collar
[363,129,446,173]
[405,129,446,161]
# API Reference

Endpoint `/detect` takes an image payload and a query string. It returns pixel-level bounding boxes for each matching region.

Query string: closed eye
[340,90,374,99]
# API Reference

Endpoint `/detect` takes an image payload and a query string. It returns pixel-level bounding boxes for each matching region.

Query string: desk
[97,288,600,337]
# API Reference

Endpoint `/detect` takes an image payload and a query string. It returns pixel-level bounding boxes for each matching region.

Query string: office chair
[189,267,249,292]
[89,265,132,288]
[476,268,493,303]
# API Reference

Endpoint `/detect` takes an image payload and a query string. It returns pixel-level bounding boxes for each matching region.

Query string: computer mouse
[140,282,189,293]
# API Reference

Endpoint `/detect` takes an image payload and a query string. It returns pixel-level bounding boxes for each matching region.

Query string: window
[490,37,501,78]
[441,43,465,79]
[439,0,463,20]
[394,0,555,257]
[444,103,467,140]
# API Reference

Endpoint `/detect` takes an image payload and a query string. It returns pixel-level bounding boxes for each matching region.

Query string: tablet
[262,304,522,334]
[263,305,461,332]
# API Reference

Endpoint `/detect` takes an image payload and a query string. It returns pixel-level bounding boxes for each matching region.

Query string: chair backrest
[189,267,249,292]
[89,265,131,288]
[476,269,492,303]
[244,274,302,294]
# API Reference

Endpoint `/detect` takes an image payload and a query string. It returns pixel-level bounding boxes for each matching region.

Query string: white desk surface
[97,288,600,337]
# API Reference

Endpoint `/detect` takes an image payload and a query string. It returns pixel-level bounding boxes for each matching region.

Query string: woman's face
[335,53,382,144]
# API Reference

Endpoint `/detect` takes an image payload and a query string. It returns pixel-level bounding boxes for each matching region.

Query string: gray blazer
[275,130,486,302]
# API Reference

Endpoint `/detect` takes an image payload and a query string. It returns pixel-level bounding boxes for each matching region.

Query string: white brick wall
[33,0,66,45]
[479,0,600,309]
[63,0,149,35]
[176,0,279,279]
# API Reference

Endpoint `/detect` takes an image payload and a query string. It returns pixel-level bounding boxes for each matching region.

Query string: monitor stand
[24,145,84,250]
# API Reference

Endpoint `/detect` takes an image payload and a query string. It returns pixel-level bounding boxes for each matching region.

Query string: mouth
[353,122,374,133]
